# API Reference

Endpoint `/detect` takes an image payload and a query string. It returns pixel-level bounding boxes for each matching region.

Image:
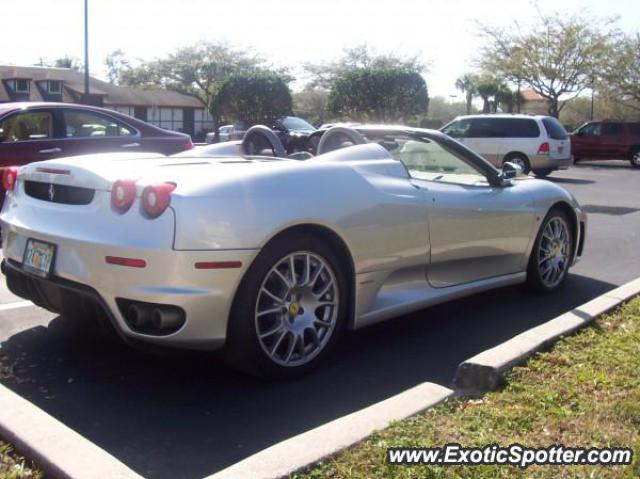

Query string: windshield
[282,117,315,131]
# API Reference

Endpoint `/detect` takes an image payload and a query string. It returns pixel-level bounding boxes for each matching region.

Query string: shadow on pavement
[0,273,616,479]
[547,177,595,185]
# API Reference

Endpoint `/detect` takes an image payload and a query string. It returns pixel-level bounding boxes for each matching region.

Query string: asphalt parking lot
[0,160,638,478]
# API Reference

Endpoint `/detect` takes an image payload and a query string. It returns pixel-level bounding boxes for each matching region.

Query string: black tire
[526,209,573,293]
[533,168,553,178]
[503,153,531,175]
[628,147,640,169]
[224,232,348,379]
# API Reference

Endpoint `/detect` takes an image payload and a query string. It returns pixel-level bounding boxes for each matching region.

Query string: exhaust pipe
[151,307,184,332]
[127,303,152,328]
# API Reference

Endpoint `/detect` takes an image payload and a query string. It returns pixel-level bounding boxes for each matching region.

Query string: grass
[0,440,41,479]
[296,297,640,479]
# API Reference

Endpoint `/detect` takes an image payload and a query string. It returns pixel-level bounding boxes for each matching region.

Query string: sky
[2,0,638,99]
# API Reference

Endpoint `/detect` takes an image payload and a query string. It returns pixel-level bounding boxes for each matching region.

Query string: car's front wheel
[527,209,573,292]
[225,233,347,378]
[503,153,530,175]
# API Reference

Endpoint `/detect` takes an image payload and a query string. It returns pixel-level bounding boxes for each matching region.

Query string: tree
[293,87,330,126]
[53,56,81,71]
[601,33,640,111]
[117,41,265,110]
[455,73,478,115]
[212,72,293,126]
[104,49,130,84]
[478,13,617,117]
[475,75,501,113]
[328,67,428,122]
[304,44,427,89]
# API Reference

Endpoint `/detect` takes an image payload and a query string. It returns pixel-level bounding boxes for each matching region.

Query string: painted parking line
[0,301,34,312]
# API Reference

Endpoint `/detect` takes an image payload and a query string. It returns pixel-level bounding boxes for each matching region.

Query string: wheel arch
[229,223,357,337]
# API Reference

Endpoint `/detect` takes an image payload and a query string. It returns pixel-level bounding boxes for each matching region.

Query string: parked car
[571,121,640,168]
[0,102,193,205]
[441,114,572,177]
[1,125,586,378]
[272,116,316,153]
[205,123,247,144]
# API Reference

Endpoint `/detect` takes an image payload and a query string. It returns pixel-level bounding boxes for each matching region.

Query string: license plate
[22,239,56,278]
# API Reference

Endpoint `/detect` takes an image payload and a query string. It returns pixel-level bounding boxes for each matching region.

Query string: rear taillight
[2,167,19,192]
[141,183,176,218]
[183,141,194,150]
[111,179,137,214]
[537,142,550,155]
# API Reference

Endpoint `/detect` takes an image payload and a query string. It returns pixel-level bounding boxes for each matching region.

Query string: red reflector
[183,142,195,150]
[194,261,242,269]
[2,167,19,191]
[36,167,71,175]
[105,256,147,268]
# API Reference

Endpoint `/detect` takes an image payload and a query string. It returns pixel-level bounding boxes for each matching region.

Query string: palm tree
[475,76,500,113]
[455,73,478,115]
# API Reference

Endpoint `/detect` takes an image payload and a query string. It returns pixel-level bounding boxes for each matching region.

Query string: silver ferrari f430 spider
[1,125,586,377]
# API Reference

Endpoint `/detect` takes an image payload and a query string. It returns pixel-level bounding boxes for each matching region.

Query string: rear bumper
[1,221,258,350]
[529,155,573,171]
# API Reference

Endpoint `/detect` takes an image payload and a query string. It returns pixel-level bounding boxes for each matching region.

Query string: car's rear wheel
[629,147,640,169]
[225,233,347,378]
[533,168,553,178]
[527,209,573,292]
[503,153,530,175]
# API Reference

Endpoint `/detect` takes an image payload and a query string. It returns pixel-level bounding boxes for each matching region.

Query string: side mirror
[502,161,523,180]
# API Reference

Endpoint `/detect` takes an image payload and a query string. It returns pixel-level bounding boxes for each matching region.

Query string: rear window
[542,118,568,140]
[629,123,640,136]
[468,118,540,138]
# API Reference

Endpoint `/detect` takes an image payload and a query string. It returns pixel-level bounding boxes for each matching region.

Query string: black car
[272,116,316,153]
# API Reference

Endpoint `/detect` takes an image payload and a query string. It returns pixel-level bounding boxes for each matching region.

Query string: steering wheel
[316,126,367,155]
[241,125,287,158]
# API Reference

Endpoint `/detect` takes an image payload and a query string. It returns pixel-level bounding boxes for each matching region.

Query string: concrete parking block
[0,383,142,479]
[207,382,453,479]
[452,277,640,397]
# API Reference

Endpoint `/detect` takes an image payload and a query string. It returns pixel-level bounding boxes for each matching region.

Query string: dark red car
[0,102,193,201]
[571,120,640,168]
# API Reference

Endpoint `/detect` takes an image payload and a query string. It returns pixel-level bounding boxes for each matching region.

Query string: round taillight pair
[141,183,176,218]
[111,179,137,214]
[2,167,19,192]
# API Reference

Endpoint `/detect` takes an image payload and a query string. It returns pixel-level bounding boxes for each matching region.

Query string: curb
[0,383,142,479]
[206,382,453,479]
[451,277,640,397]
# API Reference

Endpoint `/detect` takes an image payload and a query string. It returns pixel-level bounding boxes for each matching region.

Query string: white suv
[441,114,572,177]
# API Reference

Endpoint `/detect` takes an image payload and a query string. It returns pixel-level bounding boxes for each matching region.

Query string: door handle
[39,148,62,154]
[121,142,141,148]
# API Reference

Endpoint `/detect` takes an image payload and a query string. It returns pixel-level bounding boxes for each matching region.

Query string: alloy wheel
[254,252,339,367]
[537,217,571,288]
